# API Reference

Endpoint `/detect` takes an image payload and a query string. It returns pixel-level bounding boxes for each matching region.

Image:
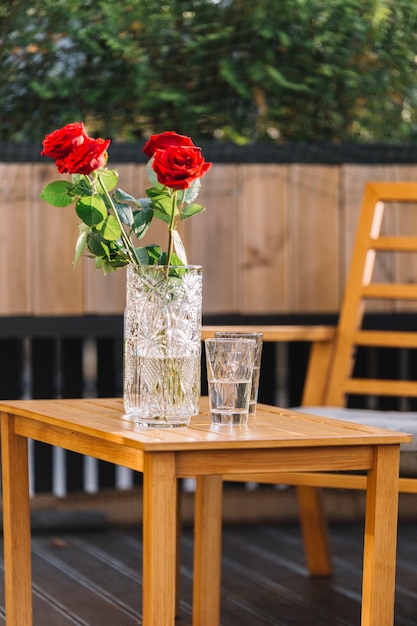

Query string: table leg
[175,479,182,618]
[361,444,400,626]
[193,474,223,626]
[142,452,177,626]
[1,413,32,626]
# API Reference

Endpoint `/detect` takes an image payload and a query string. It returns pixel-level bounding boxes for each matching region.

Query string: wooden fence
[2,161,417,316]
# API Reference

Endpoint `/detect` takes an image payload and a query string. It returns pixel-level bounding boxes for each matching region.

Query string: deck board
[0,521,415,625]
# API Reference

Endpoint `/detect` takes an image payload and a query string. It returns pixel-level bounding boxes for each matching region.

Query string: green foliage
[76,196,109,226]
[39,181,74,207]
[2,0,417,143]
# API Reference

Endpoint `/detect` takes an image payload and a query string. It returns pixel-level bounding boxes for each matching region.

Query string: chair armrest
[202,325,336,343]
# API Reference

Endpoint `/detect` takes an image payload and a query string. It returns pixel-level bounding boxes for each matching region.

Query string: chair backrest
[304,181,417,410]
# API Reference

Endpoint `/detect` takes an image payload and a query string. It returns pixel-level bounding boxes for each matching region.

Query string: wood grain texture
[6,162,417,315]
[0,397,409,452]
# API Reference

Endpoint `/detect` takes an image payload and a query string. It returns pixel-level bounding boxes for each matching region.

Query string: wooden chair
[203,181,417,577]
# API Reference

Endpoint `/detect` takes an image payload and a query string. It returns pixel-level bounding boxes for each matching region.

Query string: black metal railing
[0,312,415,496]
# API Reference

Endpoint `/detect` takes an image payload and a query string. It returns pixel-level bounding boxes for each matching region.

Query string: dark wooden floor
[0,520,416,625]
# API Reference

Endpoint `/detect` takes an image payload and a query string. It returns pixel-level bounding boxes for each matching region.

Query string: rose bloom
[151,144,212,190]
[143,130,195,159]
[41,122,87,159]
[56,137,110,175]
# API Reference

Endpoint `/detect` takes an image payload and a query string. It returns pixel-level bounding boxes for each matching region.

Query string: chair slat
[352,330,417,348]
[371,236,417,251]
[344,378,417,397]
[362,284,417,300]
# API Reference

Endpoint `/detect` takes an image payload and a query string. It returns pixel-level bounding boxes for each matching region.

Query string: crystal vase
[123,264,203,427]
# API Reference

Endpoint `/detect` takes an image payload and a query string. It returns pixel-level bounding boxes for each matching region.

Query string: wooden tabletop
[0,396,410,452]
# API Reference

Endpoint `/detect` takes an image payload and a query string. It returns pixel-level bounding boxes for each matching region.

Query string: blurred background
[2,0,417,146]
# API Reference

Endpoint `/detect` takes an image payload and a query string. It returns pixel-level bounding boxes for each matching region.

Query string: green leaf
[95,257,126,274]
[152,207,171,224]
[94,257,114,274]
[115,188,136,202]
[96,169,118,192]
[87,231,109,257]
[167,252,185,268]
[70,177,94,197]
[134,246,153,265]
[146,159,159,187]
[76,195,108,226]
[74,223,90,266]
[144,245,162,265]
[114,201,134,226]
[40,181,75,207]
[180,203,205,221]
[136,197,152,210]
[147,186,173,217]
[169,261,187,278]
[133,207,153,239]
[99,215,122,241]
[158,251,168,265]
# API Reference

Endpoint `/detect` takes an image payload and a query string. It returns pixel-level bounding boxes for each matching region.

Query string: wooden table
[0,397,411,626]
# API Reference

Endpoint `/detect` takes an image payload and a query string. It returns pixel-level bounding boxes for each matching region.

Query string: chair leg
[296,485,332,576]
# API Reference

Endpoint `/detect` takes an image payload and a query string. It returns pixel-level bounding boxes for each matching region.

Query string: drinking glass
[214,331,263,414]
[205,337,256,425]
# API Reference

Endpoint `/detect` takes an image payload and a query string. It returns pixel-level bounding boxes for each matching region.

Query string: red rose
[56,137,111,175]
[151,144,212,190]
[142,130,195,158]
[41,122,87,159]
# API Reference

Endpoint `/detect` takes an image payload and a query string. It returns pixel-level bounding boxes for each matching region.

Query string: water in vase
[124,353,200,426]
